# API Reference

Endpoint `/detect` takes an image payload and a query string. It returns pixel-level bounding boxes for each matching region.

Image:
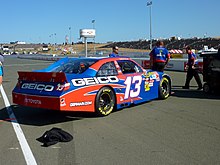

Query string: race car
[12,57,171,116]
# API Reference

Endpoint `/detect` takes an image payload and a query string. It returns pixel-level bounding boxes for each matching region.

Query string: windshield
[51,58,98,74]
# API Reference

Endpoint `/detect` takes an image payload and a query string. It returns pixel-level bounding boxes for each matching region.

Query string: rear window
[52,58,98,74]
[97,62,118,76]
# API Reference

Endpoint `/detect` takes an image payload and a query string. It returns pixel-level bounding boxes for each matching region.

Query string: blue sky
[0,0,219,44]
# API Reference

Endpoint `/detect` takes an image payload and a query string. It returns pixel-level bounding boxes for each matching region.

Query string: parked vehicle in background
[42,45,49,51]
[2,45,10,55]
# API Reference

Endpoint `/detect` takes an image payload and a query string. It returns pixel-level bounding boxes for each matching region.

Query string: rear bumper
[12,92,61,110]
[12,92,96,112]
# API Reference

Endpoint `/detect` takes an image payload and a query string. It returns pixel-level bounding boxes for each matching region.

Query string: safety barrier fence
[17,55,203,72]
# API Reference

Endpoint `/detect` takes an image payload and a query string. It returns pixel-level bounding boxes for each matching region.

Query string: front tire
[95,87,116,116]
[159,77,171,99]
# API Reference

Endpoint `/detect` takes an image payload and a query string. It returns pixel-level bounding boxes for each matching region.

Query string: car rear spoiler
[18,71,67,83]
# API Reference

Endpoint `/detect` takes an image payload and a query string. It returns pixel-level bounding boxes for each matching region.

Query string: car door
[116,60,147,104]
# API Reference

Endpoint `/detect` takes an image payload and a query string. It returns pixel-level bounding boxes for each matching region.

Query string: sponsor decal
[70,101,92,107]
[149,72,160,81]
[143,72,160,91]
[60,98,66,106]
[71,76,119,87]
[21,83,54,92]
[120,96,124,101]
[56,83,70,91]
[56,84,65,91]
[24,98,42,105]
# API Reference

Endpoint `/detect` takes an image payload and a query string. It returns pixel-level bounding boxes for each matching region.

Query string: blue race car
[12,57,171,116]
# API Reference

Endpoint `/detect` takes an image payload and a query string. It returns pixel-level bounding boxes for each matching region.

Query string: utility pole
[147,1,153,50]
[92,20,96,55]
[69,27,71,44]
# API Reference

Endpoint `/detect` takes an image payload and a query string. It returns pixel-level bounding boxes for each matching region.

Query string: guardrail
[17,54,203,72]
[134,58,203,72]
[17,54,61,61]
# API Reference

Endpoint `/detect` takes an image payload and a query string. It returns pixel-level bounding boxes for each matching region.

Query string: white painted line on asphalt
[0,85,37,165]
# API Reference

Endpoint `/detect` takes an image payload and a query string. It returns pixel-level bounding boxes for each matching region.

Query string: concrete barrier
[134,58,203,72]
[17,55,203,72]
[18,54,60,61]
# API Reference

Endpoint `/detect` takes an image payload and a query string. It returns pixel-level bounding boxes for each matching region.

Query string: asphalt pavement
[0,57,220,165]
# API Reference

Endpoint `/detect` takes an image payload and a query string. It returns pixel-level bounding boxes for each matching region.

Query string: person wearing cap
[182,46,202,90]
[109,46,119,57]
[149,41,170,72]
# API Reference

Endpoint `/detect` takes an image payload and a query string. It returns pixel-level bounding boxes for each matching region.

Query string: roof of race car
[35,56,134,74]
[74,56,131,61]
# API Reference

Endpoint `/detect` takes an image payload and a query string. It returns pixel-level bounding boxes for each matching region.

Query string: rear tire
[159,77,171,99]
[203,83,211,93]
[95,87,116,116]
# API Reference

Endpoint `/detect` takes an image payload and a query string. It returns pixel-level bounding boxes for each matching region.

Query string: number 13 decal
[124,75,142,99]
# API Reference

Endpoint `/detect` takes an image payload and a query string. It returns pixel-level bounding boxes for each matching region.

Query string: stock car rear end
[12,57,171,116]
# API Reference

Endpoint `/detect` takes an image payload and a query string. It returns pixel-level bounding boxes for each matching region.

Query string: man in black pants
[183,46,203,90]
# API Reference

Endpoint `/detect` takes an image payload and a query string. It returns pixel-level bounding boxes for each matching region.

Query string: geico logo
[21,83,54,91]
[72,76,119,86]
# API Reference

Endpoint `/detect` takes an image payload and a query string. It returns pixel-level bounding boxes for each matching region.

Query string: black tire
[159,77,171,99]
[203,83,211,93]
[95,87,116,116]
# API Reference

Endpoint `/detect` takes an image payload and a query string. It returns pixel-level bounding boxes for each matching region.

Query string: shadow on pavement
[0,105,98,126]
[172,85,220,99]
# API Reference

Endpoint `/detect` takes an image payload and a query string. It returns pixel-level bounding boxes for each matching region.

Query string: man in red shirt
[182,46,202,90]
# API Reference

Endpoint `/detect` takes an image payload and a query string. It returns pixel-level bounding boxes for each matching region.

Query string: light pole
[54,33,56,44]
[92,20,96,55]
[92,20,95,29]
[147,1,152,50]
[69,27,71,44]
[49,34,54,45]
